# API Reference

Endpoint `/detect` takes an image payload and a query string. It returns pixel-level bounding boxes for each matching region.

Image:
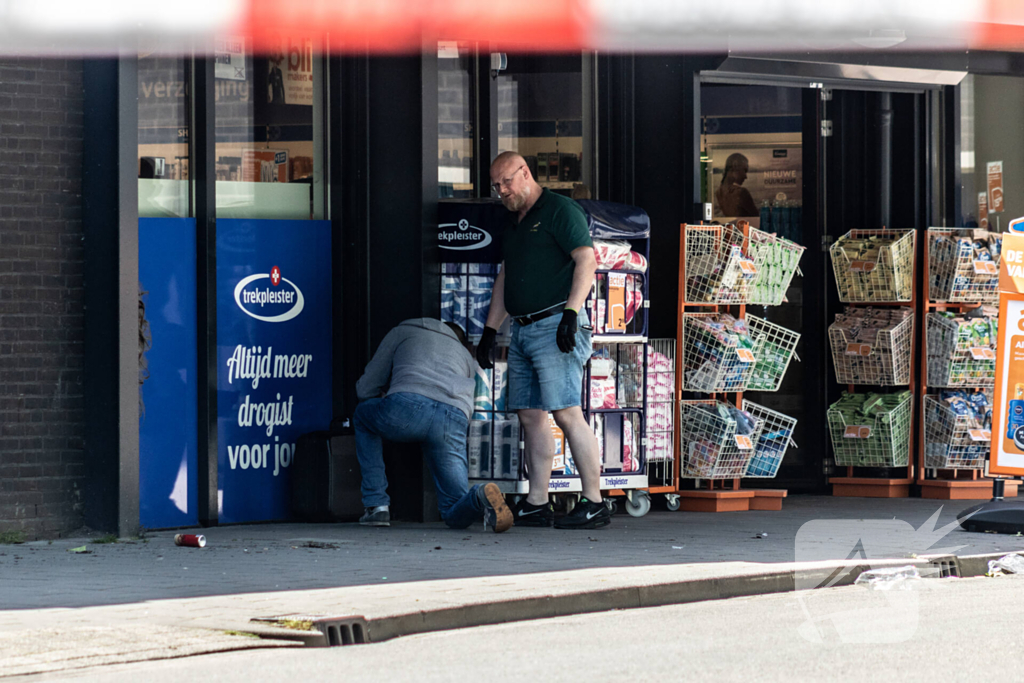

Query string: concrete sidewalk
[2,496,1022,676]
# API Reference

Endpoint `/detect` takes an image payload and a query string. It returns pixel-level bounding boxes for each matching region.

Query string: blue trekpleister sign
[216,219,332,523]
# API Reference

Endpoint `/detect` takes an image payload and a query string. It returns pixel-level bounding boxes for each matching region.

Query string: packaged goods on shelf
[590,273,645,335]
[830,229,915,302]
[746,314,801,392]
[923,390,991,470]
[588,412,640,473]
[680,400,762,479]
[474,362,508,413]
[929,228,1001,303]
[747,230,806,306]
[828,306,914,385]
[926,309,998,387]
[646,340,676,465]
[826,391,912,467]
[741,400,798,479]
[441,263,510,341]
[590,343,644,409]
[682,312,757,392]
[468,416,491,479]
[593,239,648,273]
[684,223,765,304]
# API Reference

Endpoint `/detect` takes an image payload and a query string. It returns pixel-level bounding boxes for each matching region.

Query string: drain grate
[317,618,368,646]
[924,556,961,578]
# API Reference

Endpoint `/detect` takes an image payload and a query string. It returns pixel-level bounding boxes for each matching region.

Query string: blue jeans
[353,392,482,529]
[508,309,591,411]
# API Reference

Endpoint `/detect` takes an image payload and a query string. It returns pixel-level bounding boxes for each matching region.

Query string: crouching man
[353,318,512,532]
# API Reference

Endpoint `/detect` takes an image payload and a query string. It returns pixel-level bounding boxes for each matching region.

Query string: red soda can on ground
[174,534,206,548]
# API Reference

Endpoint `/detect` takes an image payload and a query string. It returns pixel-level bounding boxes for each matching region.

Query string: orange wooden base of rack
[749,489,788,510]
[829,476,911,498]
[677,488,788,512]
[678,490,754,512]
[920,479,1019,500]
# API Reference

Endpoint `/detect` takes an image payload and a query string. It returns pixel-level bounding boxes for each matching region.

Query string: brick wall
[0,59,86,539]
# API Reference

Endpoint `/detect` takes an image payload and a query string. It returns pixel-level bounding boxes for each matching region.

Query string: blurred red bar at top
[972,0,1024,50]
[241,0,591,53]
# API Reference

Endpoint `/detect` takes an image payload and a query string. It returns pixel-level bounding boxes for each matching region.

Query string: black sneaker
[554,498,611,530]
[512,498,554,527]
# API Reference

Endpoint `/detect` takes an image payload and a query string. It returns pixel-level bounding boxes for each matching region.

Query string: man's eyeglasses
[490,165,524,194]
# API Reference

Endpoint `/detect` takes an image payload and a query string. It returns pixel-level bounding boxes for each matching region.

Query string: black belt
[513,307,563,326]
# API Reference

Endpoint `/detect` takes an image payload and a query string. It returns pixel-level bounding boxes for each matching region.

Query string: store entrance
[698,81,929,493]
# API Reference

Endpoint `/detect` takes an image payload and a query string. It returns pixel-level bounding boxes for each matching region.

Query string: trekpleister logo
[234,266,305,323]
[438,218,492,251]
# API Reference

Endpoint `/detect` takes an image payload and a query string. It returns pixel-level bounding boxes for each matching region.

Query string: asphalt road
[50,574,1024,682]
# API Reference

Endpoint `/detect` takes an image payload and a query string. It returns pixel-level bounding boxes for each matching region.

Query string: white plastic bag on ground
[854,565,921,590]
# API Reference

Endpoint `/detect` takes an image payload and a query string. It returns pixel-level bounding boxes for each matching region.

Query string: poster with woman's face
[709,146,802,222]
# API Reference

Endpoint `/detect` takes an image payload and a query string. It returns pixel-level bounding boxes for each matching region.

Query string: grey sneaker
[478,483,513,533]
[359,506,390,527]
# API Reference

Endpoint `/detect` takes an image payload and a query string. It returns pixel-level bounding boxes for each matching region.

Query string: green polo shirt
[501,189,592,317]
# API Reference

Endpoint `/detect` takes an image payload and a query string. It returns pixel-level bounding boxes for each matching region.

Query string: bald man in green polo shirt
[476,152,610,530]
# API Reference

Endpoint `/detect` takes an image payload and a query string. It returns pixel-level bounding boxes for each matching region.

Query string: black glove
[476,327,497,369]
[556,309,578,353]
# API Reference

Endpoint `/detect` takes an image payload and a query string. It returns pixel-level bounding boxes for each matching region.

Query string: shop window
[438,41,476,199]
[214,35,324,220]
[496,53,593,198]
[956,74,1024,231]
[138,44,190,218]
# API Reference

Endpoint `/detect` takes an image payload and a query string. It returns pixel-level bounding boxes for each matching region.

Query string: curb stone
[249,552,1019,647]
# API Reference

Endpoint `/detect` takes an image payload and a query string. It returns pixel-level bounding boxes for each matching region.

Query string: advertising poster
[988,230,1024,477]
[242,149,289,183]
[709,145,802,221]
[217,219,332,523]
[987,161,1004,214]
[215,35,247,81]
[267,36,314,105]
[979,191,989,229]
[138,218,198,528]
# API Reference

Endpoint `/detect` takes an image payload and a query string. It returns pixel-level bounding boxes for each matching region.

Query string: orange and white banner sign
[989,231,1024,476]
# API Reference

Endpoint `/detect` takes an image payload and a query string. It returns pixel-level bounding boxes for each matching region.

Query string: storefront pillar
[81,57,140,536]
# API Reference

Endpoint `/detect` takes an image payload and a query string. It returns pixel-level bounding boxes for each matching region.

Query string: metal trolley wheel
[625,491,652,517]
[665,494,681,512]
[604,498,619,515]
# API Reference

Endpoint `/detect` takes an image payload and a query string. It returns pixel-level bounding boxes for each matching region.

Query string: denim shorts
[507,309,591,412]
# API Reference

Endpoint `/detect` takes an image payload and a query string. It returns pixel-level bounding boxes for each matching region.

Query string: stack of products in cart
[747,230,805,306]
[924,390,992,469]
[468,362,520,479]
[590,238,648,336]
[826,390,913,467]
[593,239,648,272]
[441,263,508,341]
[683,313,756,392]
[926,308,998,387]
[590,275,645,335]
[589,344,644,409]
[828,306,914,385]
[682,401,760,478]
[929,229,1001,303]
[646,345,675,462]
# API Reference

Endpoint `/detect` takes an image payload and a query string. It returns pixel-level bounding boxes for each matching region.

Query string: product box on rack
[468,415,492,479]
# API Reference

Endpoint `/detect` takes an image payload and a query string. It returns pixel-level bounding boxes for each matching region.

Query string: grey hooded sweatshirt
[355,318,476,419]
